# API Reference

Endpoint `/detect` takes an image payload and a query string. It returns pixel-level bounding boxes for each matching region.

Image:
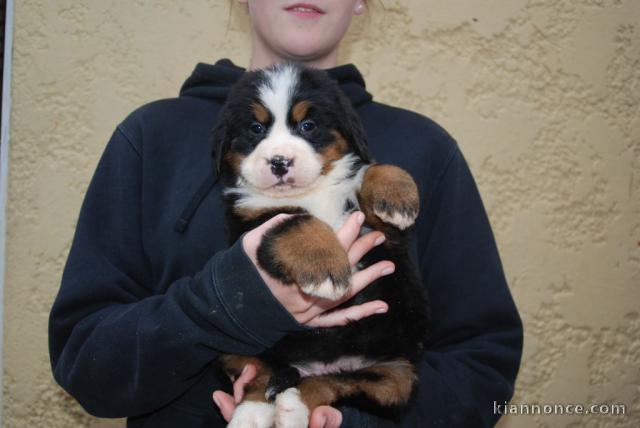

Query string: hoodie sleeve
[341,145,523,427]
[48,126,304,418]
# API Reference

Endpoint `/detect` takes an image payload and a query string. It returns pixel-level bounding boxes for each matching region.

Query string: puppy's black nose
[270,156,293,177]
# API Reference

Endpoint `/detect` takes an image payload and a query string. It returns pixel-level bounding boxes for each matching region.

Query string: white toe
[300,278,348,301]
[274,388,310,428]
[228,401,275,428]
[374,208,416,230]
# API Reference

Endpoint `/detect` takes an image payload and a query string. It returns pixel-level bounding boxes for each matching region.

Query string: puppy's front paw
[360,164,419,230]
[257,215,351,301]
[372,199,418,230]
[228,401,275,428]
[274,388,310,428]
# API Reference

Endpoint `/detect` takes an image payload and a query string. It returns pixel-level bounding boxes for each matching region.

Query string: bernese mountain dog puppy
[214,63,429,428]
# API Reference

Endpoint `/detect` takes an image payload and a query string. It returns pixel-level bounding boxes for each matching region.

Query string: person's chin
[278,38,334,61]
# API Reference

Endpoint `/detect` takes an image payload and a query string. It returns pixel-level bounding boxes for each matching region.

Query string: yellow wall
[3,1,639,427]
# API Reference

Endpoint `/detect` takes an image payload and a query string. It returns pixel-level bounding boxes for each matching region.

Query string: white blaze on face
[239,65,324,197]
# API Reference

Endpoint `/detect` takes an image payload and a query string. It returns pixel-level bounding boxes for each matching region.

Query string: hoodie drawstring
[174,171,219,233]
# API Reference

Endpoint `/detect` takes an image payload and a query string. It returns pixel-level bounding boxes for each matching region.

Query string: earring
[354,1,365,15]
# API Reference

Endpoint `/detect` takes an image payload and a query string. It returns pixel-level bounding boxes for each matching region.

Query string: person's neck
[248,46,339,70]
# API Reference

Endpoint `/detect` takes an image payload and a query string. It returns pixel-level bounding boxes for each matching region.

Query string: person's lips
[284,3,326,18]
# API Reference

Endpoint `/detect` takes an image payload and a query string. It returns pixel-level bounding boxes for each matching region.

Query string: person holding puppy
[49,1,523,427]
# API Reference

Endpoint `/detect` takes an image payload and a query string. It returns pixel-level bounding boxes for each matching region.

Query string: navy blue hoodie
[49,59,523,427]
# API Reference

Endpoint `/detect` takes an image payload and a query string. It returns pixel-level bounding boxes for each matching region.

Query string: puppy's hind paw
[274,388,310,428]
[227,401,275,428]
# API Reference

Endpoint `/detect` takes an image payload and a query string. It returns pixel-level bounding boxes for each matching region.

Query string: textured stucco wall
[3,1,639,427]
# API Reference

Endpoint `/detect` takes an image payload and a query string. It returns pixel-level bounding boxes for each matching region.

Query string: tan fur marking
[272,216,351,296]
[252,102,270,123]
[357,360,416,406]
[321,131,349,174]
[298,377,339,410]
[244,372,271,402]
[297,359,417,410]
[291,100,311,123]
[358,164,420,232]
[219,355,271,403]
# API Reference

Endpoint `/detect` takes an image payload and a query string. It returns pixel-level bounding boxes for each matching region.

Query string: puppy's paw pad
[228,401,275,428]
[274,388,310,428]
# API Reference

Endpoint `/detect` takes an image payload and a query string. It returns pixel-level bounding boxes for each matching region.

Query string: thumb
[243,213,293,256]
[310,405,343,428]
[256,213,293,234]
[212,391,236,422]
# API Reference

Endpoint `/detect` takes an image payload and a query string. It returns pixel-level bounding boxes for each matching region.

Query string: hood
[179,58,373,107]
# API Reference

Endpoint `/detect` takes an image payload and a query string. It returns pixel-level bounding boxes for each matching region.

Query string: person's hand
[213,364,343,428]
[242,211,394,327]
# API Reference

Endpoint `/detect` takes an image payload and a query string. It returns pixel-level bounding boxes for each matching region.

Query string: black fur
[265,364,301,401]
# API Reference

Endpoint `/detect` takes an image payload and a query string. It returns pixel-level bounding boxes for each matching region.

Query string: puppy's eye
[250,122,266,135]
[299,120,316,134]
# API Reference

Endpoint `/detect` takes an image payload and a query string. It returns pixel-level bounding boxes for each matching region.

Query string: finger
[259,212,293,232]
[212,391,236,422]
[348,261,395,298]
[347,231,385,266]
[310,406,343,428]
[335,211,365,250]
[233,364,257,404]
[299,262,394,325]
[306,300,388,328]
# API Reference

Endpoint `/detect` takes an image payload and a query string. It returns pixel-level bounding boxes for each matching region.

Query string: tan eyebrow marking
[252,102,270,123]
[291,100,312,123]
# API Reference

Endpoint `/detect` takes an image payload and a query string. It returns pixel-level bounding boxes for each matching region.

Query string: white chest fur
[292,356,379,377]
[229,156,367,230]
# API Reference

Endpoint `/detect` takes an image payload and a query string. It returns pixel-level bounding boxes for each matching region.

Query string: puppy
[214,63,429,428]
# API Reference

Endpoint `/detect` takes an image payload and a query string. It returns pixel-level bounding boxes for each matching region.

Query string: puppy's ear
[337,94,372,164]
[212,119,231,176]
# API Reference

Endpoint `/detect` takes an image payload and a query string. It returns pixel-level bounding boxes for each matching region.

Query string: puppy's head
[214,63,370,198]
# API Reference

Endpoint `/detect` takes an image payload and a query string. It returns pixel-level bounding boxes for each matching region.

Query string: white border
[0,0,15,424]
